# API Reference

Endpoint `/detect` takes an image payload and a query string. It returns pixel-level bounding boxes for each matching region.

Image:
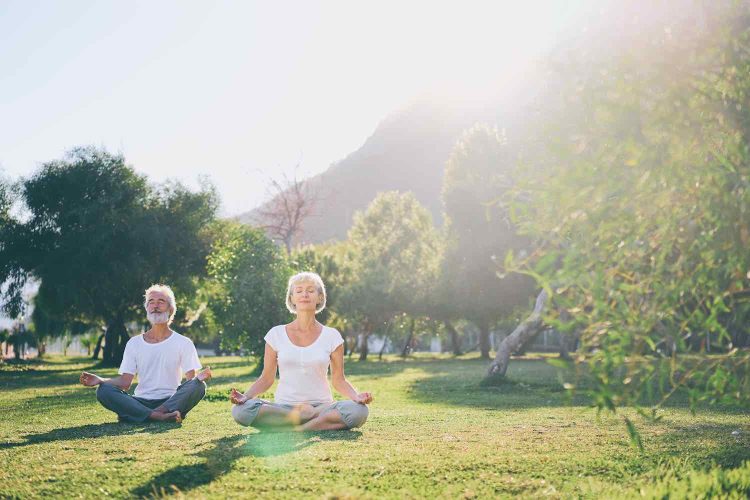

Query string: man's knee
[95,383,118,403]
[191,378,207,399]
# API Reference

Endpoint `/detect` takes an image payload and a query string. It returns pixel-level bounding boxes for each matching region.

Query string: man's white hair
[143,284,177,324]
[285,272,327,314]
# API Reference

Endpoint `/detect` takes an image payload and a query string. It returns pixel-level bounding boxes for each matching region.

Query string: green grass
[1,354,748,498]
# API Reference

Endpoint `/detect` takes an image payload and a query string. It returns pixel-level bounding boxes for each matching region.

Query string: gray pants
[96,378,207,423]
[232,399,369,429]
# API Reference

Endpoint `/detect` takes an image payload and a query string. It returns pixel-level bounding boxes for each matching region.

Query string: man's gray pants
[95,378,207,423]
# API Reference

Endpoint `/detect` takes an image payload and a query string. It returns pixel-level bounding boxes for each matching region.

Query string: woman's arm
[230,343,278,404]
[330,345,373,404]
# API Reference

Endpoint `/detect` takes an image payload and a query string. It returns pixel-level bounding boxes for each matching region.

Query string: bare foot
[288,403,318,425]
[149,410,182,423]
[196,366,212,382]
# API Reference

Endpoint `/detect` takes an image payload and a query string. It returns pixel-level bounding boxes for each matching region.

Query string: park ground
[1,354,749,499]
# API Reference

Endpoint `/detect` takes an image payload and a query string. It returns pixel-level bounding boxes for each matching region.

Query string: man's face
[145,291,171,325]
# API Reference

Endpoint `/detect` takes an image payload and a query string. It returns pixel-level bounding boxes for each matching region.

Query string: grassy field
[1,354,748,499]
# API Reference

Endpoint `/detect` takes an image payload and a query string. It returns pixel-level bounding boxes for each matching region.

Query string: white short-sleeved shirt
[264,325,345,405]
[119,331,202,400]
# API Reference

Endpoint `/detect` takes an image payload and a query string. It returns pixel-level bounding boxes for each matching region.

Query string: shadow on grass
[656,422,750,468]
[131,430,362,497]
[404,358,750,414]
[403,359,584,410]
[0,421,179,449]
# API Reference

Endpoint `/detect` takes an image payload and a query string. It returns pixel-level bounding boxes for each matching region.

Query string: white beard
[147,311,170,325]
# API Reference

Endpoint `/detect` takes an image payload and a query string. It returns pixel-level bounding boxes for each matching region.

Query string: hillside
[235,91,525,245]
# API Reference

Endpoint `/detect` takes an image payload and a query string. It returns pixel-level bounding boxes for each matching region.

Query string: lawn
[1,354,748,498]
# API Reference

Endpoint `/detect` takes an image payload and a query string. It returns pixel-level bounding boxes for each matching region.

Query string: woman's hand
[354,392,373,404]
[230,388,248,405]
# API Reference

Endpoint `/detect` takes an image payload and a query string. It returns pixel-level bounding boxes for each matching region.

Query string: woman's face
[290,281,320,312]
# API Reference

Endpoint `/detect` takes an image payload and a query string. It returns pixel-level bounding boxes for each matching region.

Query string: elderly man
[80,284,211,423]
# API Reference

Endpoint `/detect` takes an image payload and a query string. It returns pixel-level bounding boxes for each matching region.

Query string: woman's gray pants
[96,378,207,423]
[232,399,369,429]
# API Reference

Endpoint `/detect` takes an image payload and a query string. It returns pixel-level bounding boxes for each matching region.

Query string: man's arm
[181,339,204,381]
[80,372,134,391]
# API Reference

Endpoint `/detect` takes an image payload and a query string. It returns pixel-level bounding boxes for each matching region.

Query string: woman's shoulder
[321,324,341,335]
[269,324,287,333]
[265,324,286,339]
[321,325,344,345]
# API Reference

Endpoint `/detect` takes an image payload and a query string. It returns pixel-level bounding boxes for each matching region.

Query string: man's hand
[354,392,373,405]
[230,388,248,405]
[196,366,212,382]
[79,372,104,387]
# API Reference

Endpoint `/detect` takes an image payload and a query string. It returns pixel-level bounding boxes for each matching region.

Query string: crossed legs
[232,399,367,431]
[96,369,210,423]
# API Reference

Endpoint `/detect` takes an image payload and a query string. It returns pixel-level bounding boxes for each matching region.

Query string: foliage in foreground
[504,1,750,414]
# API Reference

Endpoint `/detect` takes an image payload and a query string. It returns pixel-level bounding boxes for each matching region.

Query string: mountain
[235,88,534,245]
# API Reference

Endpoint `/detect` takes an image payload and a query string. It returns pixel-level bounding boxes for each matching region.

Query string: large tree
[0,147,218,365]
[442,125,536,359]
[206,221,290,359]
[341,191,439,360]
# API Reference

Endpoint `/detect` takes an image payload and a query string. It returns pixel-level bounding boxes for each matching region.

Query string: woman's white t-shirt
[264,325,345,405]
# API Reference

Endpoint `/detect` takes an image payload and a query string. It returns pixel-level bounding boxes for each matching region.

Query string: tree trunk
[478,321,491,360]
[378,322,392,361]
[102,318,129,367]
[92,333,105,360]
[348,333,355,359]
[250,351,265,376]
[378,336,389,360]
[37,342,47,358]
[358,332,370,361]
[485,290,548,381]
[559,330,579,360]
[401,318,416,358]
[444,320,462,355]
[13,338,22,361]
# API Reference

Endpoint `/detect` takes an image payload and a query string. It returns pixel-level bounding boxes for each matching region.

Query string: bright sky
[0,0,596,216]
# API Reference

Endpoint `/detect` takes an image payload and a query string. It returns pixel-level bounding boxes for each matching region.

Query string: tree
[342,191,439,360]
[253,170,319,255]
[486,290,548,379]
[442,125,536,359]
[206,221,290,359]
[497,2,750,415]
[0,147,218,366]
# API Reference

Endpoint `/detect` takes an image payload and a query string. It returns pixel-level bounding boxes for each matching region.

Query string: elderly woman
[230,272,372,431]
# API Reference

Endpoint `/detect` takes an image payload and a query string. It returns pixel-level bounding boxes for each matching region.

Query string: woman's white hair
[143,284,177,324]
[285,272,327,314]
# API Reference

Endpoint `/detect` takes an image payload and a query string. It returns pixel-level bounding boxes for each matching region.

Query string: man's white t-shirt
[265,325,345,405]
[119,331,202,400]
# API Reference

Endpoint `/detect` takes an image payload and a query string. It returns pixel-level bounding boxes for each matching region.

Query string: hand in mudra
[230,388,248,405]
[79,372,103,387]
[354,392,373,404]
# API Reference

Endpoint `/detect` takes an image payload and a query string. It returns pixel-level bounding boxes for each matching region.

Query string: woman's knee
[337,401,369,429]
[232,399,263,427]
